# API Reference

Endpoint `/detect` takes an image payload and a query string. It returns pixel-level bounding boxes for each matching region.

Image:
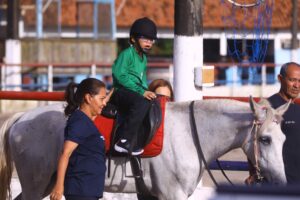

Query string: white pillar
[274,34,282,83]
[220,32,227,56]
[291,49,298,62]
[48,64,53,92]
[4,40,22,91]
[174,35,203,101]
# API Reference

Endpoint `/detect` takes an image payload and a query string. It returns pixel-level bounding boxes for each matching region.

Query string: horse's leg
[157,189,188,200]
[148,171,189,200]
[42,172,57,198]
[148,157,196,200]
[14,159,51,200]
[12,148,55,200]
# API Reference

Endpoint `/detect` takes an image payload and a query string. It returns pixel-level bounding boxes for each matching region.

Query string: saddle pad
[94,96,169,157]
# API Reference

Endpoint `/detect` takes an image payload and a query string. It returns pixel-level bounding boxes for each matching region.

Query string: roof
[115,0,174,28]
[115,0,299,30]
[18,0,300,30]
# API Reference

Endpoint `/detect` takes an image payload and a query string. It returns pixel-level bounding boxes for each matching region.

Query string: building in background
[0,0,299,90]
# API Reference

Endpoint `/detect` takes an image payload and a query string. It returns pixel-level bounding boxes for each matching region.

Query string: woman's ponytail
[64,82,79,116]
[64,78,106,117]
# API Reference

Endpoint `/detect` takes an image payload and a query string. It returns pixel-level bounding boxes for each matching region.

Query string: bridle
[244,106,278,184]
[248,119,265,183]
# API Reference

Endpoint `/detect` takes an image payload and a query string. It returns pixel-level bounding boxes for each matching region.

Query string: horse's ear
[249,96,262,113]
[276,99,291,116]
[249,96,267,121]
[249,96,256,112]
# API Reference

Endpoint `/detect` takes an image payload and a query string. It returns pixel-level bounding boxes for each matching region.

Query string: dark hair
[280,62,300,78]
[148,79,174,101]
[64,78,105,116]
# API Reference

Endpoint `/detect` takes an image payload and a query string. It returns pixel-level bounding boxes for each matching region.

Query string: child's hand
[143,91,157,100]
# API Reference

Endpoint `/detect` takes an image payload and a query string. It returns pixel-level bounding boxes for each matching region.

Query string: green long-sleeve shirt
[112,46,148,95]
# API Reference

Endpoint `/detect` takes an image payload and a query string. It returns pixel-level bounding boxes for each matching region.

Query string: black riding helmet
[130,17,157,40]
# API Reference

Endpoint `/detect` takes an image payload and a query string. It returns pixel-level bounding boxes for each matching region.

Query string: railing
[210,62,280,86]
[0,62,282,92]
[2,91,300,103]
[0,62,171,91]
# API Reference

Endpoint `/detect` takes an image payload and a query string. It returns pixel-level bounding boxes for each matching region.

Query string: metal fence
[0,62,282,92]
[0,62,171,91]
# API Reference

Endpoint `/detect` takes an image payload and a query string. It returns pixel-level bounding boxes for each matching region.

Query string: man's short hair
[280,62,300,77]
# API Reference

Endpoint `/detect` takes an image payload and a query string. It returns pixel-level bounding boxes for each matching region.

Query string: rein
[189,101,219,187]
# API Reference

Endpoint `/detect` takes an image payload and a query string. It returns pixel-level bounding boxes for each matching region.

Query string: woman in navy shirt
[50,78,107,200]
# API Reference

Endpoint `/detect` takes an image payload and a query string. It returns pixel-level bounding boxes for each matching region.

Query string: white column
[291,49,298,62]
[91,64,97,78]
[220,31,227,56]
[48,64,53,92]
[274,34,282,81]
[4,40,21,91]
[174,35,203,101]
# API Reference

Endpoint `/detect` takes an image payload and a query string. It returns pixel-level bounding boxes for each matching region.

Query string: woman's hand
[50,141,77,200]
[50,185,63,200]
[143,91,157,100]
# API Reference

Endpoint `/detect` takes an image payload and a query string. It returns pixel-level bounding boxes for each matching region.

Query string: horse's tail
[0,112,24,200]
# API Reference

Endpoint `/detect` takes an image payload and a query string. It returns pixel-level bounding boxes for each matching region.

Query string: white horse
[0,98,290,200]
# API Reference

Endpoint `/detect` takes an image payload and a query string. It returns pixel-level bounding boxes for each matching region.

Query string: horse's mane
[168,99,250,114]
[168,98,273,116]
[201,99,252,114]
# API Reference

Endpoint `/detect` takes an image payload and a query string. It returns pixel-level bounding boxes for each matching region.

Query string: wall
[21,38,116,63]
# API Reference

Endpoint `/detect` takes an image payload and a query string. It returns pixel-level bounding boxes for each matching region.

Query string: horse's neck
[196,101,254,162]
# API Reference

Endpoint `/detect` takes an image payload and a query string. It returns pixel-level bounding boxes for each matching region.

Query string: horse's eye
[259,136,271,145]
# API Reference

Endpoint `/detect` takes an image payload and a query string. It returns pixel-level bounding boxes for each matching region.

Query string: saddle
[94,95,169,157]
[94,96,169,196]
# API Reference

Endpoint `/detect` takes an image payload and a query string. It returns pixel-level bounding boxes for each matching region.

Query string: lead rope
[253,121,260,176]
[241,119,265,184]
[253,121,264,182]
[189,101,219,187]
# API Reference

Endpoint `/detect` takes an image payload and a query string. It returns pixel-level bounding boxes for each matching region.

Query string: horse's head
[243,97,290,185]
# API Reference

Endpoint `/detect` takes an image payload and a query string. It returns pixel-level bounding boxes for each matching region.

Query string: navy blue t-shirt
[268,94,300,184]
[64,110,106,198]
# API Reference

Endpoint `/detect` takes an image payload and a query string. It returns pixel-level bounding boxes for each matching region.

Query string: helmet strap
[133,36,149,56]
[141,47,151,54]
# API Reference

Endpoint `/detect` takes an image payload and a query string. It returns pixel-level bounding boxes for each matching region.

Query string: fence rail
[0,62,173,91]
[1,91,299,103]
[0,62,283,91]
